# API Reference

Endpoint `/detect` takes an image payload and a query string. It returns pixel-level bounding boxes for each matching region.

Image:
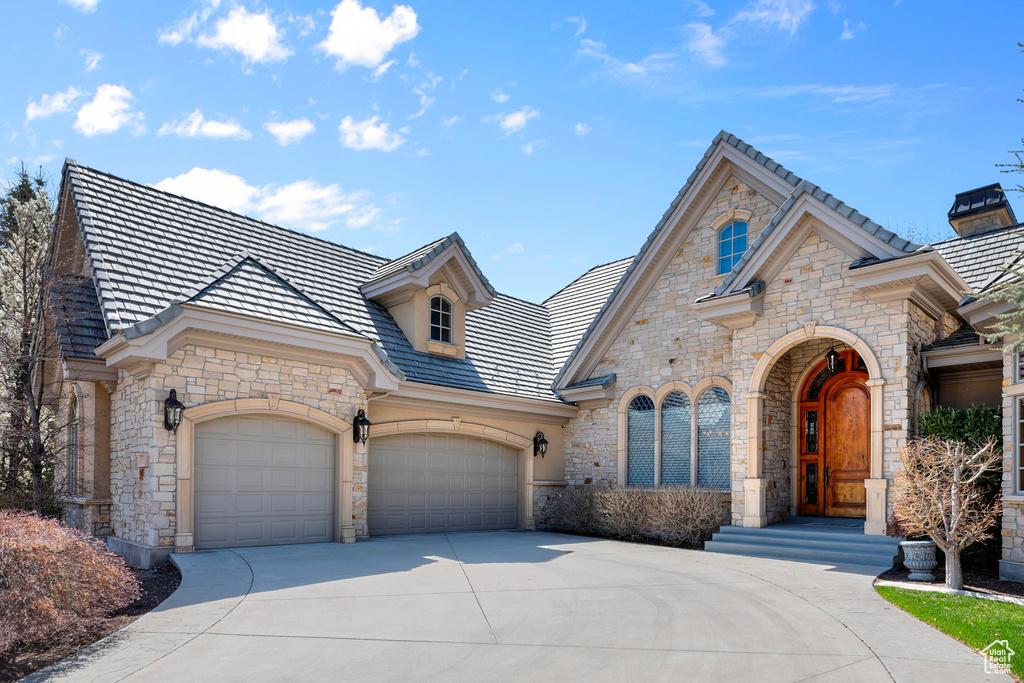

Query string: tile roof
[62,161,561,403]
[363,233,495,297]
[53,274,107,360]
[930,223,1024,292]
[544,256,633,373]
[922,324,981,351]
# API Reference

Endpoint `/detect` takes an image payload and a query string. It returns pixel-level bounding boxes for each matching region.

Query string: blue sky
[4,1,1023,302]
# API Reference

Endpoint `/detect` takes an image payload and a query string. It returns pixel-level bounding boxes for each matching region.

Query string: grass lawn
[876,586,1024,680]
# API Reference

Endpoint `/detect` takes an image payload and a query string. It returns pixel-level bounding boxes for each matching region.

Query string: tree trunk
[31,461,44,515]
[945,547,964,591]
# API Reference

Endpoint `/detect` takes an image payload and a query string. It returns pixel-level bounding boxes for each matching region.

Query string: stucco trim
[173,397,355,553]
[368,419,536,530]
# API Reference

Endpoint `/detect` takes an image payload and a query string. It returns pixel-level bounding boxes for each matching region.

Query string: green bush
[916,405,1002,570]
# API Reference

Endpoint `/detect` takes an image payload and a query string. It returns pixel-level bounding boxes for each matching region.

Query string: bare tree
[0,171,74,514]
[892,438,1002,590]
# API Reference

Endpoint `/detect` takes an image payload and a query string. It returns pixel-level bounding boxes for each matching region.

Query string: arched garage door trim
[174,398,354,552]
[368,419,536,531]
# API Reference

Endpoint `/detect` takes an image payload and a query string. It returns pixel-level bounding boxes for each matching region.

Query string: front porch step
[705,522,900,569]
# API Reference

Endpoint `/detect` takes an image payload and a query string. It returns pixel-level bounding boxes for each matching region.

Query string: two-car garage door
[194,416,518,549]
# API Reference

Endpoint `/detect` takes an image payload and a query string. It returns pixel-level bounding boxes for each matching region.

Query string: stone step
[714,525,900,549]
[711,530,899,554]
[704,538,897,568]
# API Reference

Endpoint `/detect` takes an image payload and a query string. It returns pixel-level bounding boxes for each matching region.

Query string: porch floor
[705,516,900,570]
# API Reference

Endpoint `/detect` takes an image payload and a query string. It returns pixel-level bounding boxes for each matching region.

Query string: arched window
[429,295,452,343]
[627,395,655,485]
[697,387,730,489]
[660,392,691,485]
[717,221,748,275]
[68,395,80,496]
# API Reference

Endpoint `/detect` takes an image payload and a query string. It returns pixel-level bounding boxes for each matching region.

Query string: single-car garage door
[194,415,335,550]
[368,433,517,535]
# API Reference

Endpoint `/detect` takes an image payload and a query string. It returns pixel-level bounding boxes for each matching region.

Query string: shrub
[0,509,140,655]
[551,485,728,548]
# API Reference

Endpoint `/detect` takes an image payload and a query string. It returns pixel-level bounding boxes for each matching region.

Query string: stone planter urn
[901,540,938,581]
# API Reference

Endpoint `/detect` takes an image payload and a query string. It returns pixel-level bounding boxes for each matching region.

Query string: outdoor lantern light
[353,409,372,445]
[533,431,548,457]
[163,389,185,432]
[825,345,841,373]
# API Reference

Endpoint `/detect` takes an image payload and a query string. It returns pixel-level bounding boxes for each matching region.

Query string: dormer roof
[361,232,495,310]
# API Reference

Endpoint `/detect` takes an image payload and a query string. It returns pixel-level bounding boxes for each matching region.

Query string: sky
[3,1,1023,303]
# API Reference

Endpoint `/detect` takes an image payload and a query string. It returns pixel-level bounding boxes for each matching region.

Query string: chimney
[948,183,1017,237]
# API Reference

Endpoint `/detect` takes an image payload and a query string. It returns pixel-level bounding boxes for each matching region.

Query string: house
[53,131,1024,582]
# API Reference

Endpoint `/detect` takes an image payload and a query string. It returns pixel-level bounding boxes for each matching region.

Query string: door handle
[825,465,830,488]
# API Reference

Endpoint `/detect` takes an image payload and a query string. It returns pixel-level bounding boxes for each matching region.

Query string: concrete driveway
[33,531,1010,682]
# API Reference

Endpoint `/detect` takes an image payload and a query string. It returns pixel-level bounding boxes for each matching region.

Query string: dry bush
[0,509,140,655]
[551,485,728,548]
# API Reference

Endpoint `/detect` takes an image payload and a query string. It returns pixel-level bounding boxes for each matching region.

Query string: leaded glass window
[697,387,730,489]
[660,392,691,485]
[805,356,847,401]
[429,296,452,343]
[804,410,818,454]
[717,221,748,275]
[68,396,79,496]
[627,395,655,485]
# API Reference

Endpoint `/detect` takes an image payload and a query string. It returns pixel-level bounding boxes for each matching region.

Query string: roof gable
[361,232,495,310]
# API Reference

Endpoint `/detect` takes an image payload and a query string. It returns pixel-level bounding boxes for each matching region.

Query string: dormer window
[430,296,452,343]
[717,221,748,275]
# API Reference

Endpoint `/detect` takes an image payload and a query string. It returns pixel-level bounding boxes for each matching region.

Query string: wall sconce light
[353,409,372,445]
[825,345,841,373]
[533,431,548,457]
[163,389,185,432]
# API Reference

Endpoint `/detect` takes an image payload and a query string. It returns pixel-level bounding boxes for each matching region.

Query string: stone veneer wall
[762,353,791,523]
[1000,353,1024,578]
[563,174,778,491]
[109,344,367,548]
[532,485,564,525]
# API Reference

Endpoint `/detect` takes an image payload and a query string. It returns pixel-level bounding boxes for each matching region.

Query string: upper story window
[67,395,79,497]
[717,221,748,275]
[429,295,453,343]
[1015,351,1024,383]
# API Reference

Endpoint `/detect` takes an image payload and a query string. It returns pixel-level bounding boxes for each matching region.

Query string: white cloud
[521,140,545,155]
[264,118,315,146]
[410,73,442,118]
[578,39,678,80]
[370,60,396,80]
[485,106,540,135]
[60,0,99,13]
[338,116,405,151]
[159,0,221,46]
[688,1,715,17]
[441,115,462,128]
[26,87,83,123]
[574,122,592,135]
[197,6,292,64]
[491,242,525,260]
[732,0,816,36]
[290,14,315,37]
[153,167,381,233]
[565,15,586,36]
[407,52,420,67]
[73,85,144,136]
[685,22,727,67]
[318,0,419,71]
[491,89,510,103]
[80,50,103,71]
[841,18,866,40]
[158,109,251,140]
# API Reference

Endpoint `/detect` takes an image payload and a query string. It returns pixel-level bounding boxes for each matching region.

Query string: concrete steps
[705,519,900,569]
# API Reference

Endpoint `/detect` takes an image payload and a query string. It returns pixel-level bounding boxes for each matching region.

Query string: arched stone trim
[426,282,460,303]
[743,325,887,534]
[617,386,656,486]
[368,419,536,529]
[711,208,753,231]
[693,376,733,397]
[654,381,692,405]
[174,397,355,552]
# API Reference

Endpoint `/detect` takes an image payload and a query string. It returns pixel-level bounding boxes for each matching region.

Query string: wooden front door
[824,378,869,518]
[797,350,869,518]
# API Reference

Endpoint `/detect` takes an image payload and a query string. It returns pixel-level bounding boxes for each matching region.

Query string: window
[627,395,655,485]
[697,387,731,489]
[623,385,731,489]
[1015,351,1024,383]
[1017,398,1024,493]
[67,396,79,497]
[717,221,748,275]
[429,296,452,343]
[660,392,691,485]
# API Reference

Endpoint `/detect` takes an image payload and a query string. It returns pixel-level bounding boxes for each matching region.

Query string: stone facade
[1001,353,1024,580]
[108,344,367,548]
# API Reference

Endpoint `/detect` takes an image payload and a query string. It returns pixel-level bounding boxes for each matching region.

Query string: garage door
[368,433,518,535]
[194,415,335,550]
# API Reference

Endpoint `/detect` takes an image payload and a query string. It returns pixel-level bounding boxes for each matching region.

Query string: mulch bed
[0,562,182,682]
[878,564,1024,599]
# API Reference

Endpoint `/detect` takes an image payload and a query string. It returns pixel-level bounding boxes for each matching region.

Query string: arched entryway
[796,349,870,518]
